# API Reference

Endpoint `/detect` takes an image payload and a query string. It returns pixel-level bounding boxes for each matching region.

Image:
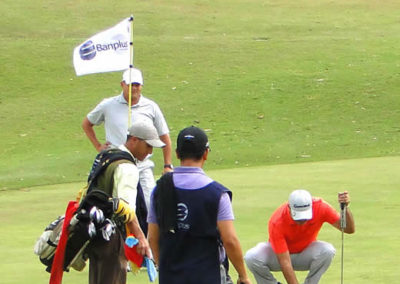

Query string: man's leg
[138,166,156,210]
[290,241,336,284]
[88,230,127,284]
[244,242,281,284]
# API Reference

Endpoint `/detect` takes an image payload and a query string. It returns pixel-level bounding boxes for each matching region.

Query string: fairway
[1,156,398,283]
[1,0,400,190]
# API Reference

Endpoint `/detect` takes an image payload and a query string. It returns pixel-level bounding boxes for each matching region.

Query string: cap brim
[124,80,143,85]
[291,208,312,221]
[145,139,166,148]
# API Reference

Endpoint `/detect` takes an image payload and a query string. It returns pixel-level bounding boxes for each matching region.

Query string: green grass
[1,156,399,283]
[1,0,400,283]
[1,0,400,189]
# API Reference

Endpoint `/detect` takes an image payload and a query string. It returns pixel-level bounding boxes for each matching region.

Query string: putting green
[1,156,398,283]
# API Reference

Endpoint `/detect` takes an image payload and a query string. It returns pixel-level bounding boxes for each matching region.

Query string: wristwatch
[164,164,173,169]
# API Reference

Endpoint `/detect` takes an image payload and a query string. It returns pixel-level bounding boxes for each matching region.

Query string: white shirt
[87,93,169,146]
[113,145,139,210]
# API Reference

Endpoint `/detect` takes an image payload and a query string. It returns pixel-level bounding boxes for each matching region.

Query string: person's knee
[320,243,336,263]
[244,250,257,270]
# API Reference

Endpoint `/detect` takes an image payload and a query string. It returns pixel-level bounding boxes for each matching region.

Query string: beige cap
[127,120,165,148]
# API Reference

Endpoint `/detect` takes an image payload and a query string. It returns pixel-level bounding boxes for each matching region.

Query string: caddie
[82,67,173,211]
[85,120,165,284]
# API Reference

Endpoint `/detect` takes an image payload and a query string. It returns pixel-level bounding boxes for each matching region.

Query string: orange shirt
[268,198,340,254]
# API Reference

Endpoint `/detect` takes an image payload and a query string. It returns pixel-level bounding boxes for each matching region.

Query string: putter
[340,202,346,284]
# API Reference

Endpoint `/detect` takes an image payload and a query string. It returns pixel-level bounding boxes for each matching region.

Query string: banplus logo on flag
[79,40,96,60]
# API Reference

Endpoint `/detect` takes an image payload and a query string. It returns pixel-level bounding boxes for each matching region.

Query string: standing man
[85,120,165,284]
[82,67,173,210]
[147,126,251,284]
[244,189,355,284]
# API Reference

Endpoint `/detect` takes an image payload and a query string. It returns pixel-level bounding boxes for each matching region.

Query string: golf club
[340,202,346,284]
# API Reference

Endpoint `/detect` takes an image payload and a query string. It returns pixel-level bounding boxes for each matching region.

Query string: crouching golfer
[147,126,251,284]
[245,189,355,284]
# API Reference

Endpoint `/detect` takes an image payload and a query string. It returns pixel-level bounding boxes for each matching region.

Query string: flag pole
[128,15,134,128]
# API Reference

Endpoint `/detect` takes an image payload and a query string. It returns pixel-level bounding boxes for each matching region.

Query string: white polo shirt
[87,93,170,147]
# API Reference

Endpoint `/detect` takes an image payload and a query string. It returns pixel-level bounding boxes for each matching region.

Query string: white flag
[73,18,132,76]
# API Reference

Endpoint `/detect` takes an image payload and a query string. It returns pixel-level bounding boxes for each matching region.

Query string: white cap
[289,189,313,221]
[122,68,143,85]
[127,120,165,148]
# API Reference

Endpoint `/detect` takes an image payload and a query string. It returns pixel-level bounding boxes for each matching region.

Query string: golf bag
[34,215,66,271]
[34,189,115,273]
[86,148,148,235]
[34,148,148,273]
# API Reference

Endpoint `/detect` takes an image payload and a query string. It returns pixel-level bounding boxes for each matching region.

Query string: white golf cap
[289,189,313,221]
[122,68,143,85]
[127,120,165,148]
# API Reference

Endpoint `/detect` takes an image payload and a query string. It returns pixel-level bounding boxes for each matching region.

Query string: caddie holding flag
[74,17,173,216]
[245,190,355,284]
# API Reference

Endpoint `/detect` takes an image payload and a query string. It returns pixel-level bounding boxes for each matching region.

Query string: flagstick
[128,15,134,128]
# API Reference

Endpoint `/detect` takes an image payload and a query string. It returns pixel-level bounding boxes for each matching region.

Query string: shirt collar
[173,166,213,189]
[117,92,143,106]
[118,145,139,164]
[174,166,206,175]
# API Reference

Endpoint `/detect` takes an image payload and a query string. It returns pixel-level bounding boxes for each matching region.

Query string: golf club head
[87,221,97,238]
[89,206,105,224]
[100,219,115,241]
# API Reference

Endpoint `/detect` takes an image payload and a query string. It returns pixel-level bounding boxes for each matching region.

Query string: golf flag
[73,17,133,76]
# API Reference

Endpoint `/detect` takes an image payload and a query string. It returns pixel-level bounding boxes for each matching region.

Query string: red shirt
[268,198,340,254]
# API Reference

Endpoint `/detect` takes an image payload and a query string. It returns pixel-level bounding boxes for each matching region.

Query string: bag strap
[99,159,132,196]
[88,148,135,182]
[87,148,135,194]
[154,172,177,234]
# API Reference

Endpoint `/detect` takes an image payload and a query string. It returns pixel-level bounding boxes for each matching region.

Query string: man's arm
[114,163,150,257]
[147,223,160,265]
[331,191,355,234]
[126,216,151,257]
[331,207,355,233]
[276,251,299,284]
[82,117,110,152]
[159,134,173,173]
[217,220,251,284]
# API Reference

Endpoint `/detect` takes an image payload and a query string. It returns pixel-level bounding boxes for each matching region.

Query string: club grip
[340,203,347,229]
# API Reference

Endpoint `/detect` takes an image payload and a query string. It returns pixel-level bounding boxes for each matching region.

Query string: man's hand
[333,191,355,234]
[136,235,151,258]
[96,141,111,152]
[338,191,350,206]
